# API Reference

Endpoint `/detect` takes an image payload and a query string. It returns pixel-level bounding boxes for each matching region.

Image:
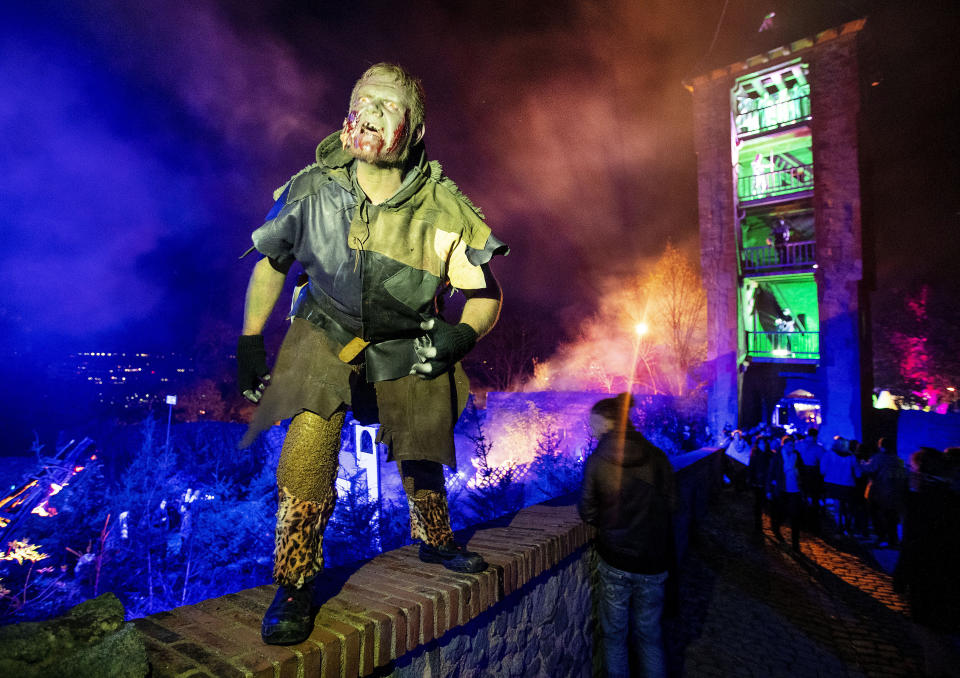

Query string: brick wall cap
[683,17,867,89]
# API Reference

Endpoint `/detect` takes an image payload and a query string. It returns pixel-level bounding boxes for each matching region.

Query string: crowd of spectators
[722,425,960,642]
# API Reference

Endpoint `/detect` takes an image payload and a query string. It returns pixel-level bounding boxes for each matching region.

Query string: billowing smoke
[519,242,707,395]
[0,0,807,356]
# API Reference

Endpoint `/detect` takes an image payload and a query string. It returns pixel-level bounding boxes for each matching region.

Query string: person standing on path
[767,435,803,551]
[796,428,826,534]
[579,393,678,678]
[821,436,861,534]
[748,437,773,533]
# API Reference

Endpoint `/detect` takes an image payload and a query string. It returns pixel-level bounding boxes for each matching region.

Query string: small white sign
[166,395,178,406]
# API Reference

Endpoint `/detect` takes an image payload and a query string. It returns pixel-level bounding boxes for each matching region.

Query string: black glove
[410,318,477,379]
[237,334,270,403]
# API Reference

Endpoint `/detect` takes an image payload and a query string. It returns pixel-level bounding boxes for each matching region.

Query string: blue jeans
[597,558,668,678]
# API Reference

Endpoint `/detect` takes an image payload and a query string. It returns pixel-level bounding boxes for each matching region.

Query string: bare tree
[464,308,555,392]
[510,242,706,396]
[642,243,707,395]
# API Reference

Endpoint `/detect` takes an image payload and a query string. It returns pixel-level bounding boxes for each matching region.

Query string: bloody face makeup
[340,74,415,166]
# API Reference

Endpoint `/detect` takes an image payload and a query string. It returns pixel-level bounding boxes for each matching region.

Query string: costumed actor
[236,63,507,646]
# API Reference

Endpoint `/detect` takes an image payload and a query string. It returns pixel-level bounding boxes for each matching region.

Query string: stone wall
[691,72,740,436]
[808,27,866,440]
[134,450,724,678]
[386,548,593,678]
[134,503,594,678]
[688,19,868,437]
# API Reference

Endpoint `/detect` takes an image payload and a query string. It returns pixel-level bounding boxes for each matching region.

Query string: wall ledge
[134,449,724,678]
[134,503,593,678]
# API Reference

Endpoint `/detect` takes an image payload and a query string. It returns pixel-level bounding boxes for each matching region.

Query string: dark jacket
[578,428,678,574]
[748,445,771,488]
[863,452,906,508]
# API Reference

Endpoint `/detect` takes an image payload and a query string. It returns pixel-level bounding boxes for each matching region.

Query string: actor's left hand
[410,318,477,379]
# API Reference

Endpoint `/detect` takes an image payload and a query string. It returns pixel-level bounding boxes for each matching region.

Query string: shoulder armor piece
[273,162,321,201]
[428,160,485,220]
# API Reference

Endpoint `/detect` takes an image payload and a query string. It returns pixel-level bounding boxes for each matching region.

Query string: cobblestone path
[662,488,954,677]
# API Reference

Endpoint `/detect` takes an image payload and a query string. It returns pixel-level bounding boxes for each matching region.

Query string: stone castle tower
[686,19,869,439]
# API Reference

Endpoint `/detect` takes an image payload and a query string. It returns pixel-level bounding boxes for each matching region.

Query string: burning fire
[0,480,38,512]
[1,539,49,566]
[30,503,58,517]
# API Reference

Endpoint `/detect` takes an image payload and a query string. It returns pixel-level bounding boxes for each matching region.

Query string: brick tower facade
[687,19,868,439]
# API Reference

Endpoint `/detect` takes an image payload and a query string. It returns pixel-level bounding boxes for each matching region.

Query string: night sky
[1,1,957,447]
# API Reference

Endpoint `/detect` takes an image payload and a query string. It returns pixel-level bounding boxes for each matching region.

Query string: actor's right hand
[237,334,271,403]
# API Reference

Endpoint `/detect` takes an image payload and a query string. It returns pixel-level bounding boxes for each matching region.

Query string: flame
[31,502,58,517]
[0,479,38,510]
[2,539,50,565]
[49,483,65,496]
[73,466,85,473]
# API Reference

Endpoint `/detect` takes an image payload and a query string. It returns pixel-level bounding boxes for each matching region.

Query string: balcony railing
[741,241,816,272]
[736,92,811,138]
[747,331,819,359]
[738,164,814,203]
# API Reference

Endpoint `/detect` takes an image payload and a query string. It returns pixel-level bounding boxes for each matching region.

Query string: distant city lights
[50,350,196,411]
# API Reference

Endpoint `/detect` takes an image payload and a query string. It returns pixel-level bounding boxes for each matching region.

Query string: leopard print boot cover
[407,489,455,547]
[272,410,343,587]
[273,486,336,588]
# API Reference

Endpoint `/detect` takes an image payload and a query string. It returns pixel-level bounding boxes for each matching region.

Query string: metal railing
[738,164,814,203]
[736,92,811,138]
[741,240,816,271]
[747,331,819,359]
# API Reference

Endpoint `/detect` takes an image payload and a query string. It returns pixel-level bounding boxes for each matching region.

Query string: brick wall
[808,30,865,440]
[688,19,867,436]
[691,73,740,435]
[134,450,724,678]
[134,504,593,678]
[385,538,595,678]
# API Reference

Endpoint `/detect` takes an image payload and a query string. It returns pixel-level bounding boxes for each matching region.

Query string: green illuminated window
[740,206,815,271]
[733,62,810,138]
[736,128,813,203]
[740,274,819,360]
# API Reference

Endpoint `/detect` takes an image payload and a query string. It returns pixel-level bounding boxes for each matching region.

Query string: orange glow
[487,400,568,468]
[49,483,65,496]
[73,466,85,473]
[31,502,58,517]
[0,479,38,510]
[520,243,704,396]
[2,539,49,565]
[467,458,528,490]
